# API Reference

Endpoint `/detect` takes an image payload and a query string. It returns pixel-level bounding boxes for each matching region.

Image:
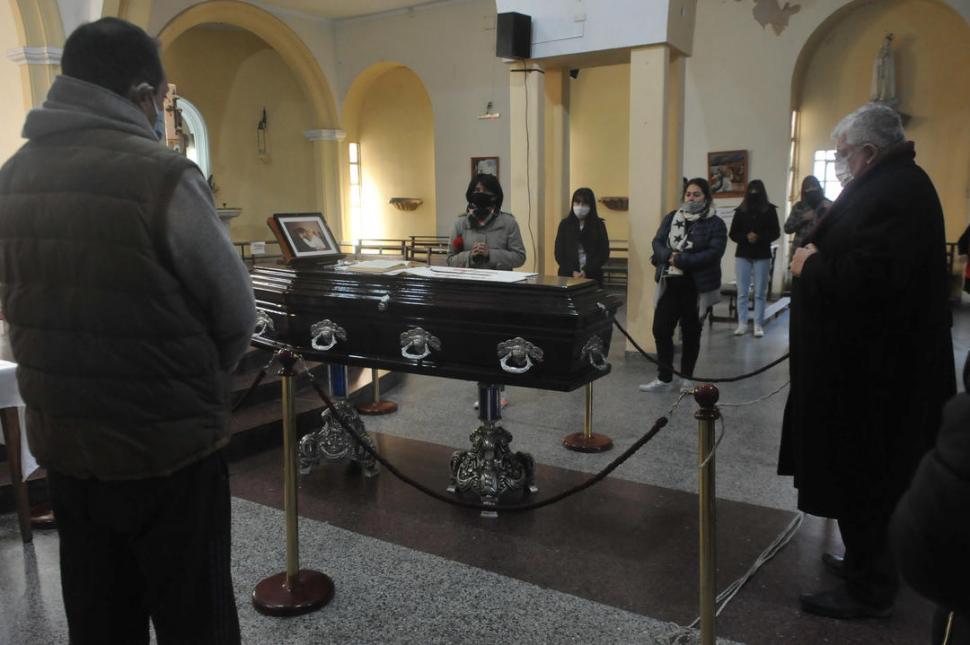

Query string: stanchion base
[356,400,398,415]
[252,569,335,617]
[562,432,614,453]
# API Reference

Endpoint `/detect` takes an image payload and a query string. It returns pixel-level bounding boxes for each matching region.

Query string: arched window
[175,97,210,179]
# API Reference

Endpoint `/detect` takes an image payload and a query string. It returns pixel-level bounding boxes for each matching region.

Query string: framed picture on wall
[470,156,499,180]
[707,150,748,198]
[267,212,344,264]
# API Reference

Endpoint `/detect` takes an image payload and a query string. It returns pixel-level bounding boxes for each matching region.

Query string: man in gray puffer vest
[0,18,255,645]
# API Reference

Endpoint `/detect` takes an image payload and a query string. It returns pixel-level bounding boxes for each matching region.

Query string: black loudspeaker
[496,12,531,59]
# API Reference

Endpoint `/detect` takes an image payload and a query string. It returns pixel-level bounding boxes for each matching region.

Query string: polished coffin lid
[250,264,621,392]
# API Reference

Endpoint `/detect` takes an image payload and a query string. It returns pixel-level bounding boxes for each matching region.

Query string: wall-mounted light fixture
[477,100,500,120]
[256,107,269,161]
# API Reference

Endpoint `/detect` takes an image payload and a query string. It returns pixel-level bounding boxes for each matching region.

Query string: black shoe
[799,586,893,620]
[822,552,848,579]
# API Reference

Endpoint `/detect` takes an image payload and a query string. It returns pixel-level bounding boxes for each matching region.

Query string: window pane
[350,164,359,185]
[349,143,359,163]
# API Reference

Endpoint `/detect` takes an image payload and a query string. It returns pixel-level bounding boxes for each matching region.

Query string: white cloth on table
[0,360,37,480]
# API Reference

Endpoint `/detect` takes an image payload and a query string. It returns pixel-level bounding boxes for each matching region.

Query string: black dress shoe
[799,586,893,620]
[822,552,848,578]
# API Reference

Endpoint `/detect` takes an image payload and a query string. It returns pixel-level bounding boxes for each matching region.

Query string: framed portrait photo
[267,212,344,265]
[470,156,499,181]
[707,150,749,198]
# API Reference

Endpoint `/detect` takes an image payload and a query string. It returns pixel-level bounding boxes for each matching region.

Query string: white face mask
[573,203,590,219]
[834,157,854,187]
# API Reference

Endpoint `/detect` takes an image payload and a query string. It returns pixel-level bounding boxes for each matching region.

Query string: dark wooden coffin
[250,264,622,391]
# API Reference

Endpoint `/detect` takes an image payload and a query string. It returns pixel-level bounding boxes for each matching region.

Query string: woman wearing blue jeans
[729,179,780,337]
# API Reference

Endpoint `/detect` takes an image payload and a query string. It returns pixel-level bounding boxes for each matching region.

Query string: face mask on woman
[803,189,823,209]
[682,200,708,215]
[573,203,590,219]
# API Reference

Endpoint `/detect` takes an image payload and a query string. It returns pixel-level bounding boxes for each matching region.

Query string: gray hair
[831,103,905,150]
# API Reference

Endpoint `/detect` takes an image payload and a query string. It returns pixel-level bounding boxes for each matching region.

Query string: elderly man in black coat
[781,103,955,619]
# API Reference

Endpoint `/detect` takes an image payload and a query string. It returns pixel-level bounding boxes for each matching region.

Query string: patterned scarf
[667,201,712,252]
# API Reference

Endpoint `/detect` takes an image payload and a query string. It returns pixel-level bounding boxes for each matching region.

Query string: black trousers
[652,276,703,382]
[838,513,899,608]
[48,451,240,645]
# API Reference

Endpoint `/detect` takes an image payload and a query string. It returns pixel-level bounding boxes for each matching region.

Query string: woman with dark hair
[729,179,780,337]
[639,178,727,393]
[447,173,526,270]
[554,187,610,285]
[784,175,832,256]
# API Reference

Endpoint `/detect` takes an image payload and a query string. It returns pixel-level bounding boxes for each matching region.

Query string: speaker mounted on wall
[496,12,531,60]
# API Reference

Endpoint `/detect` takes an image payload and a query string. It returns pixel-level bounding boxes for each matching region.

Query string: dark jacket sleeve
[675,217,727,272]
[763,205,781,243]
[651,212,674,268]
[729,208,745,244]
[554,219,575,274]
[890,394,970,613]
[596,220,611,268]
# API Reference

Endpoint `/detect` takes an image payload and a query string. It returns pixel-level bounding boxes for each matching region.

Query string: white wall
[496,0,696,57]
[685,0,969,288]
[336,0,511,236]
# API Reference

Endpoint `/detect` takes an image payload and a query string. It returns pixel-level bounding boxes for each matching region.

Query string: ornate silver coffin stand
[298,363,379,478]
[448,382,537,509]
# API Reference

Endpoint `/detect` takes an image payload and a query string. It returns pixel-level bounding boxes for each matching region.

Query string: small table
[0,360,36,542]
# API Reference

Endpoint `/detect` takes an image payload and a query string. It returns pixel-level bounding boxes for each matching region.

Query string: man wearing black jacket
[783,103,955,619]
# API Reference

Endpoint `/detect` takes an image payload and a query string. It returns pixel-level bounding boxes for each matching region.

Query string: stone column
[626,45,685,352]
[508,62,544,274]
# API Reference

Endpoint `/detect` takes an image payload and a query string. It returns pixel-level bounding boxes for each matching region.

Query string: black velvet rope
[231,363,270,412]
[304,375,671,513]
[612,318,790,383]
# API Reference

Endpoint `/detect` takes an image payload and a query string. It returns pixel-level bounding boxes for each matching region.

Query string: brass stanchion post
[694,383,720,645]
[356,367,398,415]
[562,382,613,452]
[252,348,334,616]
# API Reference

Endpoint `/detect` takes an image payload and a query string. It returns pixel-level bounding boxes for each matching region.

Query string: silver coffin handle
[497,337,544,375]
[310,319,347,352]
[400,327,441,361]
[254,310,275,339]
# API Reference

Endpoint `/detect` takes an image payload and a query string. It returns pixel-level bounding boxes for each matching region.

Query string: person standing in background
[730,179,780,337]
[554,187,610,286]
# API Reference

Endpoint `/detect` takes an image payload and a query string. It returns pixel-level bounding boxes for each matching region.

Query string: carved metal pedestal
[448,383,536,508]
[298,364,379,478]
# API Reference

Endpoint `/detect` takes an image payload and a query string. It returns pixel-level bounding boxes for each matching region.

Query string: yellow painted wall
[162,27,318,243]
[568,64,631,244]
[0,4,27,165]
[356,67,436,242]
[797,0,970,238]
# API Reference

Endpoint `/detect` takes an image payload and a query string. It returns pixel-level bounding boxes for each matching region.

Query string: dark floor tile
[229,430,933,645]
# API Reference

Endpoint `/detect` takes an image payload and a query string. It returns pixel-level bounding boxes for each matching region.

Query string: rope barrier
[613,318,789,383]
[717,381,790,408]
[301,360,689,513]
[230,355,276,412]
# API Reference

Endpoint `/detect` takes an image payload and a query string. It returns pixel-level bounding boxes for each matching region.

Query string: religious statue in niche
[870,33,910,124]
[736,0,801,36]
[871,33,897,107]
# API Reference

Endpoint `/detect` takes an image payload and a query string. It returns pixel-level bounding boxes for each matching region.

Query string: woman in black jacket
[554,187,610,285]
[729,179,780,337]
[639,178,727,393]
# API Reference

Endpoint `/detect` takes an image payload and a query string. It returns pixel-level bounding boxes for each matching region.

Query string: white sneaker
[753,325,765,338]
[733,325,746,336]
[679,379,695,393]
[638,378,673,392]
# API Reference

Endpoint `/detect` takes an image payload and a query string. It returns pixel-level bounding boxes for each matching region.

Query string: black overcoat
[778,143,955,519]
